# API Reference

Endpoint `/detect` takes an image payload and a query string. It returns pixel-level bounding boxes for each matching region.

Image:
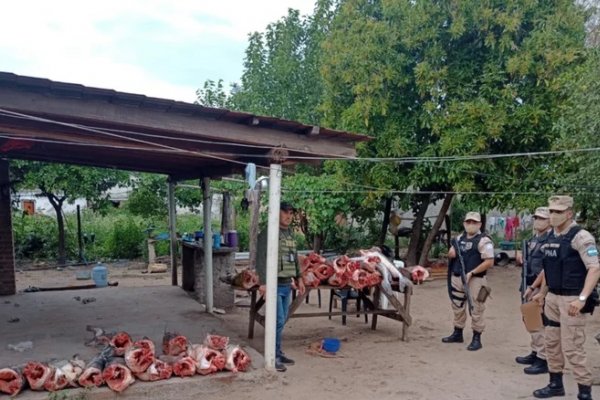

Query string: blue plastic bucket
[322,337,341,353]
[91,263,108,287]
[212,233,221,249]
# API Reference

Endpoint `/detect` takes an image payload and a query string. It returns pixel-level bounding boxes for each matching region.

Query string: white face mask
[533,219,550,232]
[549,212,569,228]
[464,224,479,235]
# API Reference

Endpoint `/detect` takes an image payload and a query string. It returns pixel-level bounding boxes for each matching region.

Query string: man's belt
[277,277,293,284]
[548,288,580,296]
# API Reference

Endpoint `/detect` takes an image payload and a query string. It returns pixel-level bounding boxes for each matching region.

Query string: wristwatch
[579,295,587,302]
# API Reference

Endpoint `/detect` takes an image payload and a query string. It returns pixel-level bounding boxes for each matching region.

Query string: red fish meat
[204,334,229,351]
[134,359,172,382]
[162,331,189,356]
[23,361,52,391]
[0,367,25,396]
[102,357,135,393]
[224,345,251,372]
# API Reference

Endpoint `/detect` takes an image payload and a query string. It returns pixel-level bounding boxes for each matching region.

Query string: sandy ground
[4,262,600,400]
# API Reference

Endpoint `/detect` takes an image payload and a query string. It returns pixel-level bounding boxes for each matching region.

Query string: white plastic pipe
[264,163,282,370]
[202,177,213,313]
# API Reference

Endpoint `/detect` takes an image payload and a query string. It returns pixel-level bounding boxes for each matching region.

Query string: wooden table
[242,282,413,341]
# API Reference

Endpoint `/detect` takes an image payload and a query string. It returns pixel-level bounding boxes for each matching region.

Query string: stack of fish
[0,328,251,397]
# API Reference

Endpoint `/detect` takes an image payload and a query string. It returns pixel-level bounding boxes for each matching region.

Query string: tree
[321,0,589,264]
[10,162,129,265]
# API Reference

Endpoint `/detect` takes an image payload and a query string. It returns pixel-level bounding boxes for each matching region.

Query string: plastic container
[91,263,108,288]
[322,337,341,353]
[75,269,91,280]
[212,233,221,249]
[227,231,238,248]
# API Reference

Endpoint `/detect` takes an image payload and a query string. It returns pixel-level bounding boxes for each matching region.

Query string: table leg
[371,287,380,330]
[402,288,411,341]
[248,290,257,339]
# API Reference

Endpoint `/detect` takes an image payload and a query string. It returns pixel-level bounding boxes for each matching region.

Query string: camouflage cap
[464,211,481,222]
[548,195,573,211]
[533,207,550,219]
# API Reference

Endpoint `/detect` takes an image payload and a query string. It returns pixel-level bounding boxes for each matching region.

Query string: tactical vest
[523,231,550,285]
[278,229,298,279]
[452,233,487,277]
[543,225,587,294]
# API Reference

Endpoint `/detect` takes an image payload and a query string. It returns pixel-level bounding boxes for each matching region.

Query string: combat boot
[467,331,482,351]
[577,384,592,400]
[516,351,538,365]
[533,372,565,398]
[441,327,464,343]
[524,357,548,375]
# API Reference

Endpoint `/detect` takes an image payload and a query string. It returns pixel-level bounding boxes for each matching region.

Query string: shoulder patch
[586,247,598,257]
[484,243,494,251]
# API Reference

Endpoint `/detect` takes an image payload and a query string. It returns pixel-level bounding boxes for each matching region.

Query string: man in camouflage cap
[442,211,494,351]
[515,207,551,375]
[256,201,305,372]
[531,196,600,399]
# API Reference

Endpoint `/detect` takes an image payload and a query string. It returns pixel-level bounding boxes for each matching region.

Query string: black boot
[524,357,548,375]
[533,372,565,398]
[442,327,464,343]
[467,331,482,351]
[577,384,592,400]
[516,351,538,365]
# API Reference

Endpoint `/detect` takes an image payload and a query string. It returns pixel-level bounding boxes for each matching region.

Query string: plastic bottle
[91,262,108,288]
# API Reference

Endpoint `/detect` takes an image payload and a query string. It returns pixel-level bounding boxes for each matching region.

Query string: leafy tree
[10,162,129,265]
[321,0,589,264]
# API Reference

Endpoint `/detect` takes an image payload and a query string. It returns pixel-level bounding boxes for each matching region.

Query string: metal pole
[202,177,214,313]
[264,163,282,371]
[167,179,178,286]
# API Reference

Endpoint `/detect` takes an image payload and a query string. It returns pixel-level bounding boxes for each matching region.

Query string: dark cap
[280,201,296,211]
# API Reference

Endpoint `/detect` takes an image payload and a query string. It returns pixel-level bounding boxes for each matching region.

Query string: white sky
[0,0,316,102]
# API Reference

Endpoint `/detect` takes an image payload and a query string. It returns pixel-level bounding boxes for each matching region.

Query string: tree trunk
[418,194,454,266]
[405,194,430,265]
[47,194,66,266]
[379,197,392,246]
[313,234,323,253]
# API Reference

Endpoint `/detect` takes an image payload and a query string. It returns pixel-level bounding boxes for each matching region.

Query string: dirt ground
[6,262,600,400]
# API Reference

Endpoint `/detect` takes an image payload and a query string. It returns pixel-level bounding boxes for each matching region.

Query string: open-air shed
[0,72,369,370]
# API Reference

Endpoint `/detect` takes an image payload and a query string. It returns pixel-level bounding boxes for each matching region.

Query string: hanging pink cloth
[505,217,514,240]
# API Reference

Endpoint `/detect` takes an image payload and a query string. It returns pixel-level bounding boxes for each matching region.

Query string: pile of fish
[0,328,251,397]
[300,250,413,291]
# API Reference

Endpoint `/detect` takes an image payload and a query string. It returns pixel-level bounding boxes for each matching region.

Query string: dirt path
[10,263,600,400]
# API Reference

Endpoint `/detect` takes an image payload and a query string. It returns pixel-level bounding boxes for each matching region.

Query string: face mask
[549,212,568,228]
[533,219,549,232]
[464,224,479,235]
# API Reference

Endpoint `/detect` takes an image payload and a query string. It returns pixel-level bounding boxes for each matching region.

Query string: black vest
[523,231,550,286]
[543,225,587,294]
[452,233,487,277]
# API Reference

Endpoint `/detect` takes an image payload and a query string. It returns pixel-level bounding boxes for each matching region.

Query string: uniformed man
[532,195,600,399]
[515,207,551,374]
[442,211,495,351]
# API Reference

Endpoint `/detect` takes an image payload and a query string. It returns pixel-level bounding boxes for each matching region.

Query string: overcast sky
[0,0,315,102]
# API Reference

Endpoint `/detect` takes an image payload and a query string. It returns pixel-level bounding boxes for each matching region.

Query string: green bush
[105,217,145,259]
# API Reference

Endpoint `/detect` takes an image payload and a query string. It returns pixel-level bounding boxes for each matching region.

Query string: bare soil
[9,262,600,400]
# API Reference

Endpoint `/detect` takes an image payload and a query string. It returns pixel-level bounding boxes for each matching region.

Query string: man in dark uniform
[515,207,551,374]
[442,211,494,351]
[532,195,600,399]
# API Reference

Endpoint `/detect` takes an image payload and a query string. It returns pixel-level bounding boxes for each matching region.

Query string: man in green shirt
[256,201,306,372]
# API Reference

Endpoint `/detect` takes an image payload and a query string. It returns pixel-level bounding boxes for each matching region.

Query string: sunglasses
[549,209,567,214]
